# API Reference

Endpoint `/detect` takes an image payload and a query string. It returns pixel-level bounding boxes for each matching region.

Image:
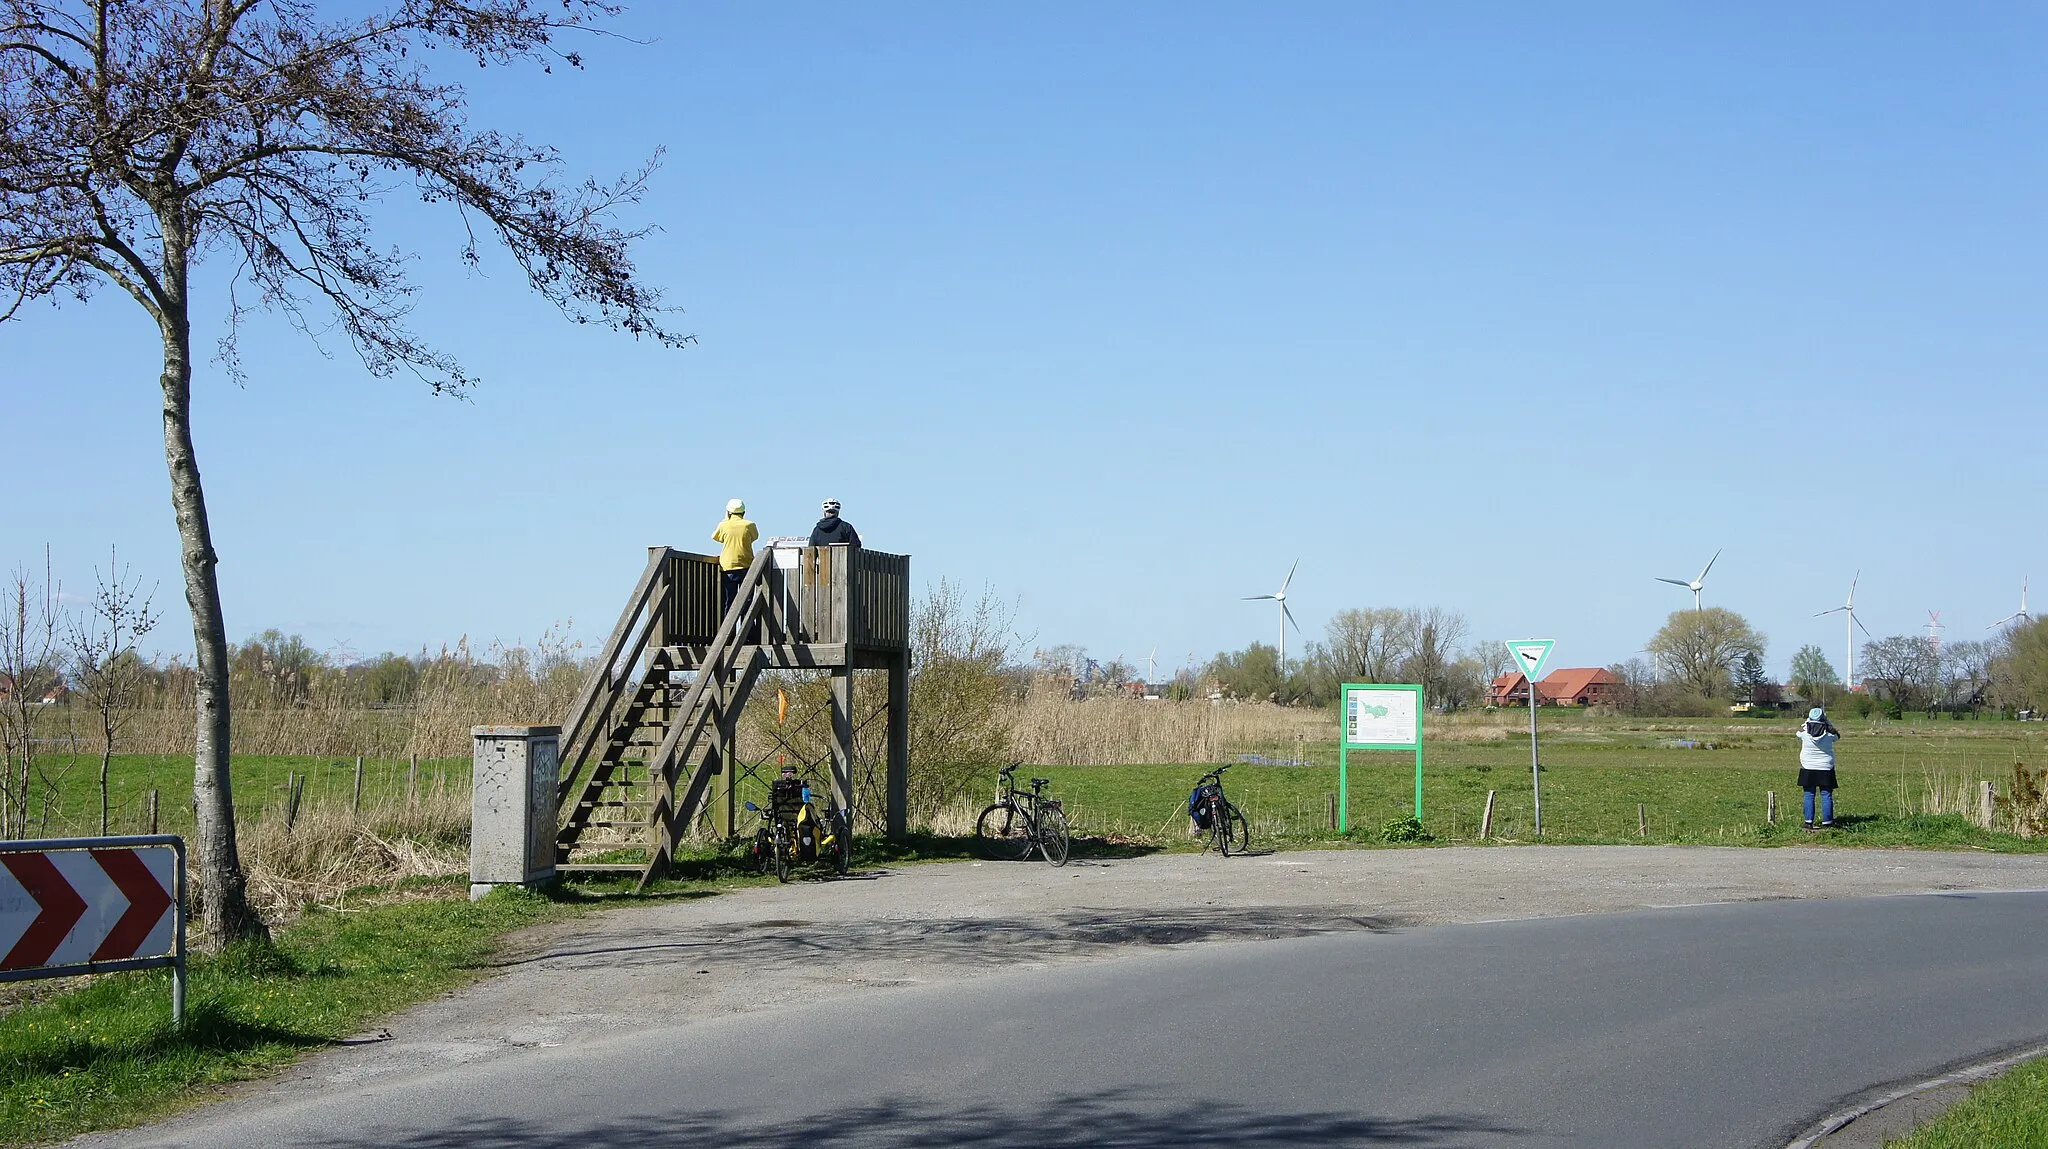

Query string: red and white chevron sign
[0,843,178,971]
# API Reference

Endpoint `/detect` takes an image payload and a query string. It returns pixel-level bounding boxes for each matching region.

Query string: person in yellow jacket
[712,498,758,615]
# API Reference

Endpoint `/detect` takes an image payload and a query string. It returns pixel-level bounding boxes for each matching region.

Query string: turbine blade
[1281,558,1299,595]
[1656,578,1691,587]
[1815,607,1845,617]
[1243,594,1276,601]
[1283,602,1301,633]
[1697,548,1721,583]
[1853,613,1874,638]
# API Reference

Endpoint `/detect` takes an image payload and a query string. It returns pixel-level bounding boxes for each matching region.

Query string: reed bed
[1005,694,1326,766]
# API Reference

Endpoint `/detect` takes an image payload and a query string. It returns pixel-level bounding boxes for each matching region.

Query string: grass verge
[0,867,740,1147]
[1883,1056,2048,1148]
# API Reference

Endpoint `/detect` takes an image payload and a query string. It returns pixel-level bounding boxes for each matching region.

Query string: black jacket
[809,516,861,547]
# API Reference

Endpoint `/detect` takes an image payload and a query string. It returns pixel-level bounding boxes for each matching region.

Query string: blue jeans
[1803,789,1834,825]
[721,569,744,614]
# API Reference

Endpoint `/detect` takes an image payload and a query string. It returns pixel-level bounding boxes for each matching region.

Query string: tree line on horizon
[1099,605,2048,719]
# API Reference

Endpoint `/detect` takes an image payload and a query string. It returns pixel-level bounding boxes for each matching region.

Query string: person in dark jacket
[808,499,861,547]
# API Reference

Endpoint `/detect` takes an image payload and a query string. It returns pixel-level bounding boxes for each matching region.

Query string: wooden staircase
[555,548,777,888]
[553,541,912,889]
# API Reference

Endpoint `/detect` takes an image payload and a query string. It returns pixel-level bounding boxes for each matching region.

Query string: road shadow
[513,905,1410,972]
[312,1086,1522,1147]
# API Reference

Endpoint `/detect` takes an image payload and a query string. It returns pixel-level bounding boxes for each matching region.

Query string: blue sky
[4,1,2043,679]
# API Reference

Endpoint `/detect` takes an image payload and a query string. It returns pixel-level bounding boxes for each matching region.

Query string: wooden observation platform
[554,543,911,887]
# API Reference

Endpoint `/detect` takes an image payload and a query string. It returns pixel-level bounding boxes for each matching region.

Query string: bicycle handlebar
[1196,765,1231,784]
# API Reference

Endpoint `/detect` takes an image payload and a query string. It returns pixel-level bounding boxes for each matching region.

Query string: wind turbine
[1988,577,2032,630]
[1243,559,1301,670]
[1925,610,1944,656]
[1141,648,1158,685]
[1656,548,1722,613]
[1815,572,1872,691]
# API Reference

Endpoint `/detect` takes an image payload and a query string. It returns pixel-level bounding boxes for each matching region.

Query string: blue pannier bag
[1189,784,1216,828]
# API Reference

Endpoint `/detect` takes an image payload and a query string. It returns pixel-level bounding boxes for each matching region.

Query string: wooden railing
[554,544,910,817]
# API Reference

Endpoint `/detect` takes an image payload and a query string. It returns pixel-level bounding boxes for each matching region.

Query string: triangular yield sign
[1505,639,1556,685]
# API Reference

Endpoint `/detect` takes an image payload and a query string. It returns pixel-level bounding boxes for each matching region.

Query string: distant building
[1489,672,1542,707]
[0,674,67,705]
[1488,667,1621,708]
[1537,667,1622,707]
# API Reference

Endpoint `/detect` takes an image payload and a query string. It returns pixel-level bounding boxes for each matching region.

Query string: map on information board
[1342,684,1422,749]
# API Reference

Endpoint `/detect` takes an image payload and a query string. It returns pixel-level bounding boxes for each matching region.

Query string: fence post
[1979,780,1996,829]
[1326,792,1336,831]
[1479,790,1496,839]
[1767,791,1778,824]
[408,754,419,808]
[1638,803,1646,838]
[353,756,365,814]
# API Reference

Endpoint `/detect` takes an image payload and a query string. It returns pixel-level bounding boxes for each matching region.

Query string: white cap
[726,498,745,515]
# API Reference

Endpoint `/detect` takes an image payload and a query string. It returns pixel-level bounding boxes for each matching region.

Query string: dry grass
[81,642,582,760]
[194,791,470,925]
[1005,691,1326,765]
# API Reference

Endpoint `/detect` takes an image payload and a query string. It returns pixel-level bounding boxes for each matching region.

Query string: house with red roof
[1488,667,1621,708]
[1537,667,1622,707]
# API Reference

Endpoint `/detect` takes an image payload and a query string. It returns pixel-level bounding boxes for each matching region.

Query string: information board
[1337,683,1426,832]
[1343,684,1422,749]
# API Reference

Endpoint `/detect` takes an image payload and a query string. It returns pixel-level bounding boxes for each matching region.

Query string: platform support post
[887,651,910,838]
[828,668,855,831]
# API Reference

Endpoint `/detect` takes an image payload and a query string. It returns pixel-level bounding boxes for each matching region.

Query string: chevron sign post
[0,835,186,1028]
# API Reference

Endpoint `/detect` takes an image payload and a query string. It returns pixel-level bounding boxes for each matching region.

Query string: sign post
[1339,683,1425,834]
[1504,640,1555,837]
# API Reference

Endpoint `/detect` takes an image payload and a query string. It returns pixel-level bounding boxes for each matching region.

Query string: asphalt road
[92,888,2048,1149]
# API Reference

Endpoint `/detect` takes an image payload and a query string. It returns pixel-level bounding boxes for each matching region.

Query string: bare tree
[0,552,61,838]
[66,548,160,836]
[1321,608,1410,684]
[1645,608,1765,699]
[1860,635,1938,712]
[1395,606,1468,708]
[1939,639,1994,711]
[1605,657,1655,716]
[1472,640,1513,686]
[2,2,682,941]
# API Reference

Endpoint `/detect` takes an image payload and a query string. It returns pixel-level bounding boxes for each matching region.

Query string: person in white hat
[1796,706,1841,829]
[808,498,861,547]
[712,498,757,614]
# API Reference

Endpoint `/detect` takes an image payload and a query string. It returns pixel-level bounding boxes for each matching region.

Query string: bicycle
[1190,765,1250,856]
[744,777,851,881]
[974,763,1070,866]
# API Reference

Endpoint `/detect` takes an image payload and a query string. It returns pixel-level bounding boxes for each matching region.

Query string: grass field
[1032,711,2048,847]
[17,710,2048,850]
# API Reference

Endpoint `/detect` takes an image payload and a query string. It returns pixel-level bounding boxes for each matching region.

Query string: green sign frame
[1338,683,1424,833]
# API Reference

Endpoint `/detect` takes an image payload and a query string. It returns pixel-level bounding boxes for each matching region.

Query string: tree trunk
[158,230,267,946]
[99,723,110,838]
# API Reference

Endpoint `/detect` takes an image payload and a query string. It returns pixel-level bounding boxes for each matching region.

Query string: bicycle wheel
[771,823,791,883]
[829,811,851,875]
[753,828,773,875]
[975,802,1034,861]
[1038,806,1070,867]
[1221,803,1250,856]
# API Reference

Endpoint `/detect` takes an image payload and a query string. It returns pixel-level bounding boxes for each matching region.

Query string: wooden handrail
[555,548,671,802]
